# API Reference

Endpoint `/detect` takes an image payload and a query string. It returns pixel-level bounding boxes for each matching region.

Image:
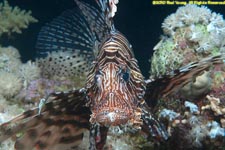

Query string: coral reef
[0,46,40,100]
[78,129,152,150]
[0,46,86,149]
[0,46,85,104]
[150,4,225,77]
[202,95,225,116]
[0,46,21,72]
[150,4,225,150]
[159,108,180,121]
[0,0,37,37]
[0,2,88,146]
[207,121,225,139]
[0,95,24,150]
[184,101,199,114]
[18,78,78,103]
[0,71,22,98]
[18,61,41,88]
[0,2,224,150]
[0,46,40,149]
[105,133,151,150]
[0,0,37,144]
[157,99,225,149]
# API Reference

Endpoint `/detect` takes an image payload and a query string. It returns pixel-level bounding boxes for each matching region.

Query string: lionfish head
[86,31,145,127]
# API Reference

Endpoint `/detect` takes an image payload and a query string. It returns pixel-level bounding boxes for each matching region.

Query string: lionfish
[0,0,224,150]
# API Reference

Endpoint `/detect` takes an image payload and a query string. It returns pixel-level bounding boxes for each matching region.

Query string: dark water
[1,0,225,77]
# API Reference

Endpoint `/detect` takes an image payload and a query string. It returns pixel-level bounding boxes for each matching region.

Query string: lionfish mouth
[91,108,132,126]
[89,91,133,126]
[89,91,137,126]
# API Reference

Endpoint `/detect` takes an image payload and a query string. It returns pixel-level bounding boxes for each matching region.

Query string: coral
[210,70,225,103]
[157,94,225,149]
[207,121,225,139]
[0,46,20,59]
[0,46,22,73]
[202,95,225,116]
[0,47,85,104]
[184,101,199,114]
[0,46,27,150]
[0,96,24,123]
[162,5,212,36]
[0,46,41,100]
[106,134,135,150]
[18,78,77,103]
[0,71,22,98]
[150,4,225,77]
[105,131,151,150]
[150,6,225,148]
[220,118,225,128]
[0,139,15,150]
[18,61,40,89]
[0,95,24,150]
[168,123,192,149]
[150,38,183,76]
[212,71,225,88]
[0,47,88,149]
[158,101,225,149]
[186,118,208,148]
[159,109,180,121]
[0,0,38,37]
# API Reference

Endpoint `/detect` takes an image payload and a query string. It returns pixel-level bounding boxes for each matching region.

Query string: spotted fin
[0,89,90,150]
[36,0,116,78]
[145,54,225,107]
[35,7,97,77]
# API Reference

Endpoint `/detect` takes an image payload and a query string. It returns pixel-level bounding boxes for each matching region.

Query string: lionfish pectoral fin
[145,53,225,107]
[0,89,91,150]
[14,115,88,150]
[141,104,169,140]
[0,108,40,142]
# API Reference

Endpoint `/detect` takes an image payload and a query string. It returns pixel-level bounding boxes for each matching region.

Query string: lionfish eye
[95,70,102,87]
[119,67,130,82]
[122,71,130,82]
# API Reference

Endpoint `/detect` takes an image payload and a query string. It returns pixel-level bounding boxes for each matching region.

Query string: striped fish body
[86,31,145,127]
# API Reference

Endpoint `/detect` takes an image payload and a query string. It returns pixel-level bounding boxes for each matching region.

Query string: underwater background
[1,0,224,77]
[0,0,225,150]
